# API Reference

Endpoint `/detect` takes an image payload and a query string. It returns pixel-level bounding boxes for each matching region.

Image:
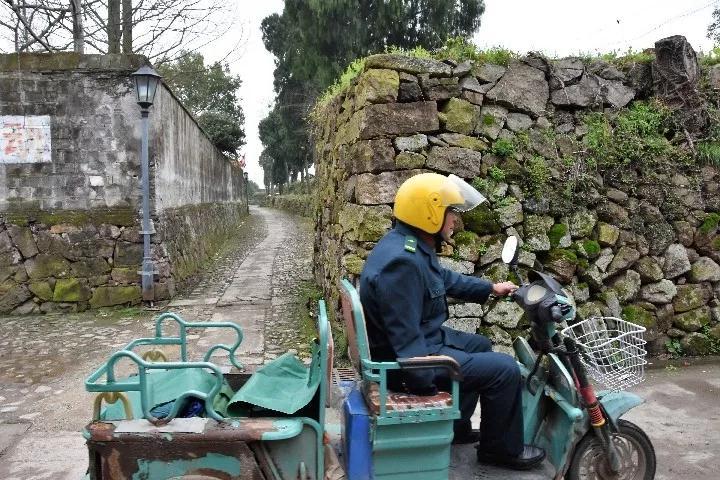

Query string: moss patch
[700,212,720,235]
[461,204,501,235]
[548,224,568,248]
[622,304,655,328]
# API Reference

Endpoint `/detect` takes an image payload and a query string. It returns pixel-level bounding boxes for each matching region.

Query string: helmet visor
[444,174,487,212]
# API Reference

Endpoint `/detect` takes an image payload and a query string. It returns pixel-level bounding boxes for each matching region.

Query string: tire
[566,419,656,480]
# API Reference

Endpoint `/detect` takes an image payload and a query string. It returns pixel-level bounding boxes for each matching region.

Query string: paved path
[0,206,314,479]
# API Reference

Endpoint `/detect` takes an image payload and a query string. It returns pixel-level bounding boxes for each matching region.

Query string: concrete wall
[0,53,247,314]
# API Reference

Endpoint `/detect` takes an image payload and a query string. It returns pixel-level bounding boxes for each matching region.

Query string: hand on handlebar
[492,281,518,297]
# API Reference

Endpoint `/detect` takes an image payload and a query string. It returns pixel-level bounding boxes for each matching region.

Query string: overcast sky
[218,0,718,185]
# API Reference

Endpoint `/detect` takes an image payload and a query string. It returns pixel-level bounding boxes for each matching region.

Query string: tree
[709,7,720,44]
[259,0,485,189]
[159,52,245,157]
[0,0,236,63]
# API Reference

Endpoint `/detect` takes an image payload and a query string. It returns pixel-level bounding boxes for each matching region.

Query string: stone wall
[265,194,314,217]
[0,53,247,314]
[313,36,720,357]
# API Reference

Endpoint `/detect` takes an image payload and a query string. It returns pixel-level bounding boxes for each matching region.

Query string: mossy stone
[622,304,656,328]
[680,332,712,356]
[338,204,393,242]
[636,257,664,282]
[548,223,570,248]
[461,204,501,235]
[484,263,510,283]
[29,281,53,301]
[53,278,91,302]
[673,284,709,313]
[395,151,426,169]
[673,307,711,332]
[25,254,71,279]
[699,212,720,235]
[89,285,141,308]
[354,68,400,107]
[440,97,478,135]
[569,210,597,238]
[342,254,365,275]
[597,222,620,246]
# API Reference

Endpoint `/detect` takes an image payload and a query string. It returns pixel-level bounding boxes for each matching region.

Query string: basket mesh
[561,316,647,391]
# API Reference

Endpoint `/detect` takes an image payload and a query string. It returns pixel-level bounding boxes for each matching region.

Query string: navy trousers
[437,333,524,457]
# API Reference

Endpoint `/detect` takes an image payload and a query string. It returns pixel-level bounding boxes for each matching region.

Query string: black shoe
[477,445,546,470]
[452,429,481,444]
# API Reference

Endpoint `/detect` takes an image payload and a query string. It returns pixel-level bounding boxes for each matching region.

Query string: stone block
[338,204,393,242]
[7,225,38,258]
[0,282,32,313]
[673,306,711,332]
[357,101,440,139]
[24,254,71,279]
[53,277,91,302]
[89,285,141,308]
[436,133,488,152]
[29,281,54,301]
[354,69,399,108]
[673,284,711,313]
[486,60,548,117]
[394,152,426,170]
[114,241,143,266]
[426,146,482,177]
[440,97,479,135]
[111,267,141,284]
[355,170,423,205]
[420,76,461,101]
[70,258,111,277]
[364,54,452,76]
[476,104,508,140]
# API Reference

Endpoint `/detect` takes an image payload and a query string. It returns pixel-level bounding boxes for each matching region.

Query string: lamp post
[130,65,162,302]
[243,171,250,214]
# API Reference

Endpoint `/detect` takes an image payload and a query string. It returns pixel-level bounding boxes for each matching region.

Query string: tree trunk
[107,0,121,53]
[122,0,132,53]
[71,0,84,53]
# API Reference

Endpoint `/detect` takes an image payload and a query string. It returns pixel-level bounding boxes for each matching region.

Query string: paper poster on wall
[0,115,52,164]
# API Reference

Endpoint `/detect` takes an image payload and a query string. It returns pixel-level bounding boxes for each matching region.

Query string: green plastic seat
[340,278,461,480]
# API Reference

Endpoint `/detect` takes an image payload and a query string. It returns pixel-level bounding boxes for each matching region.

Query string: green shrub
[665,338,683,358]
[700,212,720,234]
[582,240,601,256]
[697,141,720,167]
[491,138,515,158]
[582,100,679,171]
[316,57,366,107]
[488,166,507,182]
[524,155,551,194]
[600,48,655,67]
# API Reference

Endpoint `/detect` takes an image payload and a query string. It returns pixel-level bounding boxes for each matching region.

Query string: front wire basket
[561,316,647,391]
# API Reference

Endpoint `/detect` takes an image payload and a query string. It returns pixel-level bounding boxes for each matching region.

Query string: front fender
[599,390,644,428]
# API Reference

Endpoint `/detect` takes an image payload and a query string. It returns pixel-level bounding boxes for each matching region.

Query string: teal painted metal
[599,390,644,426]
[341,279,460,426]
[260,419,304,441]
[515,337,586,476]
[372,420,454,480]
[340,279,458,480]
[132,452,242,479]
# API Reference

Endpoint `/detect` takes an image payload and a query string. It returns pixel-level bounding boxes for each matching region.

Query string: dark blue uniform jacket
[359,222,493,393]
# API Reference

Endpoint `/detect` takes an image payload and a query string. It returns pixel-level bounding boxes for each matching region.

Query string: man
[359,172,545,470]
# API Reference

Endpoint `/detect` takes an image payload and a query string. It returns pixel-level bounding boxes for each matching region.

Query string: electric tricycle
[83,237,655,479]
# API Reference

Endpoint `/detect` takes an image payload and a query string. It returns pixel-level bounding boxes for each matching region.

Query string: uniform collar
[394,222,442,270]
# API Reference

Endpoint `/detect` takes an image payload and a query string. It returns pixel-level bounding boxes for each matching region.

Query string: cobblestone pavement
[0,206,313,479]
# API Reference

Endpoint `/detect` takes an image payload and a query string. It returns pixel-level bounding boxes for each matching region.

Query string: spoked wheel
[566,420,656,480]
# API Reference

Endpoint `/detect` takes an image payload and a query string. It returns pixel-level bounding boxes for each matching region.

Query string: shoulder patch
[404,235,417,253]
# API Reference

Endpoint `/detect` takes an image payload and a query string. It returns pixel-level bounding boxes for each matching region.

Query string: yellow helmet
[393,173,487,234]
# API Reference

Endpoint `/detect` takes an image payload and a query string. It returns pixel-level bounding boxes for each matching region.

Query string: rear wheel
[566,420,656,480]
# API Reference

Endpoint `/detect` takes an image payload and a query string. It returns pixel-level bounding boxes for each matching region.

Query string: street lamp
[243,171,250,214]
[130,65,162,302]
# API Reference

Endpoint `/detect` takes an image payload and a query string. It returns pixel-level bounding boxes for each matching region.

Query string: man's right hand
[492,281,518,296]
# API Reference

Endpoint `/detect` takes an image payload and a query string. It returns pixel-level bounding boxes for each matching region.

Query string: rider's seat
[340,278,461,480]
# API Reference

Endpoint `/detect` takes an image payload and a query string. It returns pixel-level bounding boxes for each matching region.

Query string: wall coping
[0,52,148,73]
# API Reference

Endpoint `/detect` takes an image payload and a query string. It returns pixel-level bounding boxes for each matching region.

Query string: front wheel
[566,420,656,480]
